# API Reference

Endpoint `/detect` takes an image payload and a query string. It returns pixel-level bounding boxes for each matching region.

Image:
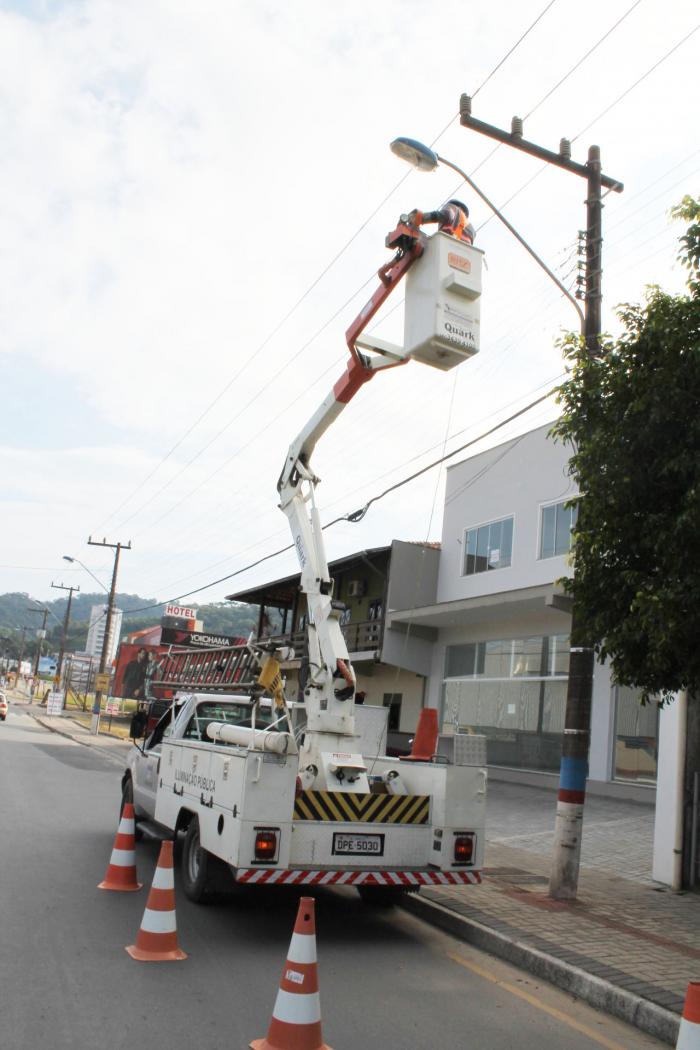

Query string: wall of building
[355,664,425,734]
[438,424,576,604]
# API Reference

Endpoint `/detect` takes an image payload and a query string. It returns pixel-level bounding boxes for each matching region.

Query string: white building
[387,423,659,801]
[85,605,123,665]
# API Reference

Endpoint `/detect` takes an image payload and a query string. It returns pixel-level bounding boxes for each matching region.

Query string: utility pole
[87,536,131,734]
[51,583,80,704]
[457,96,623,900]
[14,626,28,690]
[27,606,49,701]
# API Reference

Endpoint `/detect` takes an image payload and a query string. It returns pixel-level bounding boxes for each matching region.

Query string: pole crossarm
[459,99,623,192]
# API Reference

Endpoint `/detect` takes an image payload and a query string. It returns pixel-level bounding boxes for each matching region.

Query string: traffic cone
[98,801,142,891]
[251,896,332,1050]
[676,983,700,1049]
[126,840,187,961]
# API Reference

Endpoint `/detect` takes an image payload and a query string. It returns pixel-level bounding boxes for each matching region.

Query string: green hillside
[0,591,259,660]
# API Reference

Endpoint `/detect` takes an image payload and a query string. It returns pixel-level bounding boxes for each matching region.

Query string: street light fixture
[390,136,585,332]
[62,555,109,594]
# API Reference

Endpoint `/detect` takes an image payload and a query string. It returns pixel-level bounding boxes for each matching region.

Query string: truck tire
[357,885,410,907]
[120,777,143,842]
[181,817,231,903]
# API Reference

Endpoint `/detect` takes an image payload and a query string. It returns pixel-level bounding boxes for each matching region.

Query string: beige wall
[354,664,425,733]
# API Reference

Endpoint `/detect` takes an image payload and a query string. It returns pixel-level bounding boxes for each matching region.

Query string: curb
[401,892,681,1047]
[31,714,130,767]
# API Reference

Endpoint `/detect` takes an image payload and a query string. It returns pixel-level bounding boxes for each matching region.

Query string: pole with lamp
[391,116,622,900]
[27,606,49,701]
[50,582,80,706]
[79,538,131,734]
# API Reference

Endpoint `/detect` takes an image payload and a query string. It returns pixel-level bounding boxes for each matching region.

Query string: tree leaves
[552,198,700,705]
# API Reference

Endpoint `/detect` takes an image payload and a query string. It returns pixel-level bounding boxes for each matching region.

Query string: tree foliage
[553,197,700,703]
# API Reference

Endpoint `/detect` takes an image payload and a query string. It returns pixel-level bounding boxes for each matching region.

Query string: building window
[539,500,578,559]
[613,686,658,783]
[383,693,402,732]
[442,635,570,773]
[463,516,513,576]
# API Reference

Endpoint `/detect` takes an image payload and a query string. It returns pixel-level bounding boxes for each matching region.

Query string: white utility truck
[121,202,487,904]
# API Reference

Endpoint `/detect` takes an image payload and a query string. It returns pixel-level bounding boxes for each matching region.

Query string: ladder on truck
[153,643,261,694]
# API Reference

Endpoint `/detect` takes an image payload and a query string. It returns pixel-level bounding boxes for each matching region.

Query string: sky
[1,0,698,614]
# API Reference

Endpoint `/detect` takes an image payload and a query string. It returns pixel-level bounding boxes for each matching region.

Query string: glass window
[540,500,578,559]
[443,634,570,773]
[463,516,514,575]
[614,686,658,782]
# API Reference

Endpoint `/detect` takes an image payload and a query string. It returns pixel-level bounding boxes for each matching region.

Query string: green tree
[553,196,700,703]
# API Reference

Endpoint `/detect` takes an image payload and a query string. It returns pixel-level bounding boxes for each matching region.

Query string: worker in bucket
[405,199,475,245]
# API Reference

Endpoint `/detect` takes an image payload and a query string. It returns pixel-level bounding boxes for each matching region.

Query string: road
[0,704,666,1050]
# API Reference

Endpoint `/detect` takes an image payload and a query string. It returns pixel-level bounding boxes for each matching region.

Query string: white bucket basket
[403,231,484,370]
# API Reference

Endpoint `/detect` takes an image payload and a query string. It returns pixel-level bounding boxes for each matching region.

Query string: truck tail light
[454,833,475,865]
[254,830,278,861]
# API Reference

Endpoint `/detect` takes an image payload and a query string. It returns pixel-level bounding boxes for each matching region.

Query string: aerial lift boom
[277,206,481,779]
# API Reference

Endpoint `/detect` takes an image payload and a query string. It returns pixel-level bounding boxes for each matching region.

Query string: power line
[572,21,700,142]
[120,385,559,615]
[92,2,561,538]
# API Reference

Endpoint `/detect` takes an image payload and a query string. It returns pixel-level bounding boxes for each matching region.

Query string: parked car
[0,694,8,721]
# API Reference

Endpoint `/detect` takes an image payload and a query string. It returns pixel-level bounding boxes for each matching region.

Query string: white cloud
[2,0,698,602]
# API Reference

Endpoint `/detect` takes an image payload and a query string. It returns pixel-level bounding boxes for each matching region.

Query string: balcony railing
[263,618,383,659]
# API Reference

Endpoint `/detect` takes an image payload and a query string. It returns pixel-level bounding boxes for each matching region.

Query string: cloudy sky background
[1,0,698,608]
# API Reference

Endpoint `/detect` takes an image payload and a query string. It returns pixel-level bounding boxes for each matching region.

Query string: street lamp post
[85,537,131,735]
[391,129,622,901]
[50,582,80,699]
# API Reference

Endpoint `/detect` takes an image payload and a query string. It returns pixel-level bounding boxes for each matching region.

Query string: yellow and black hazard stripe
[293,790,430,825]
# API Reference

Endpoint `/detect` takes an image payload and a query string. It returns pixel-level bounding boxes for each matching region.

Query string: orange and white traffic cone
[98,801,142,892]
[251,896,332,1050]
[125,840,187,962]
[677,982,700,1049]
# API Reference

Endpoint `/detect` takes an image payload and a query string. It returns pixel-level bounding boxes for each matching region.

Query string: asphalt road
[0,706,665,1050]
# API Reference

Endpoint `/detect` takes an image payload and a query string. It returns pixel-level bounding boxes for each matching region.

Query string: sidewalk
[24,703,132,765]
[404,783,699,1046]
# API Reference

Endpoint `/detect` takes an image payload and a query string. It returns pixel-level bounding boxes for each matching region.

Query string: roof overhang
[387,583,572,630]
[226,545,393,606]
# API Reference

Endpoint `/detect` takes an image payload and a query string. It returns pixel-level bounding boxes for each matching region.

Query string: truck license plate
[332,832,384,856]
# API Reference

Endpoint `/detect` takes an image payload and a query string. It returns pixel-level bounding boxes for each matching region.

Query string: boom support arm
[277,218,425,736]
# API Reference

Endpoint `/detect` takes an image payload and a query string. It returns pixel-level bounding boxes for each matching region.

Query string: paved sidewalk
[23,703,132,765]
[404,785,699,1046]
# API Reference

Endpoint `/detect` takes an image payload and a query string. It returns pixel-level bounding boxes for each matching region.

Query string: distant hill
[0,591,260,659]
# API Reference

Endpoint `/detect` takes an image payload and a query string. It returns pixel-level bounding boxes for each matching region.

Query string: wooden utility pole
[87,537,131,734]
[50,582,80,702]
[457,96,623,900]
[27,606,49,699]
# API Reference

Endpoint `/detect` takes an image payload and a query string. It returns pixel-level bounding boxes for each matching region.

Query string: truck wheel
[181,817,231,903]
[120,778,143,842]
[357,885,409,908]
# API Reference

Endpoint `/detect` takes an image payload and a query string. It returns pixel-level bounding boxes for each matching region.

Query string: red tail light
[254,829,278,861]
[454,833,475,865]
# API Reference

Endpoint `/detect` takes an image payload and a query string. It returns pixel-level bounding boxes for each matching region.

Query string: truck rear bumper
[233,868,481,887]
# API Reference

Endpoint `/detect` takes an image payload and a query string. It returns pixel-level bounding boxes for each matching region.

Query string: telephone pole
[51,583,80,703]
[87,537,131,734]
[27,606,49,700]
[457,95,623,900]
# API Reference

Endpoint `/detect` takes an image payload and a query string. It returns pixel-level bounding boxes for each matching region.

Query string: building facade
[387,423,659,799]
[85,604,123,665]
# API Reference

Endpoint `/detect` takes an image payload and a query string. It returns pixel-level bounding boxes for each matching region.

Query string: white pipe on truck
[206,721,297,755]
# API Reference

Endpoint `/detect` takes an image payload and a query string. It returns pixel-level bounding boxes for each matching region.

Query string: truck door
[133,707,179,818]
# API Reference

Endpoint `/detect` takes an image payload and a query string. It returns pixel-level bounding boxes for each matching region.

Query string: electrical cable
[571,21,700,143]
[91,0,562,538]
[120,385,558,615]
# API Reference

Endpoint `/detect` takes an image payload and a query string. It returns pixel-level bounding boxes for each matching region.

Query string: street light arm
[436,153,585,334]
[63,555,110,594]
